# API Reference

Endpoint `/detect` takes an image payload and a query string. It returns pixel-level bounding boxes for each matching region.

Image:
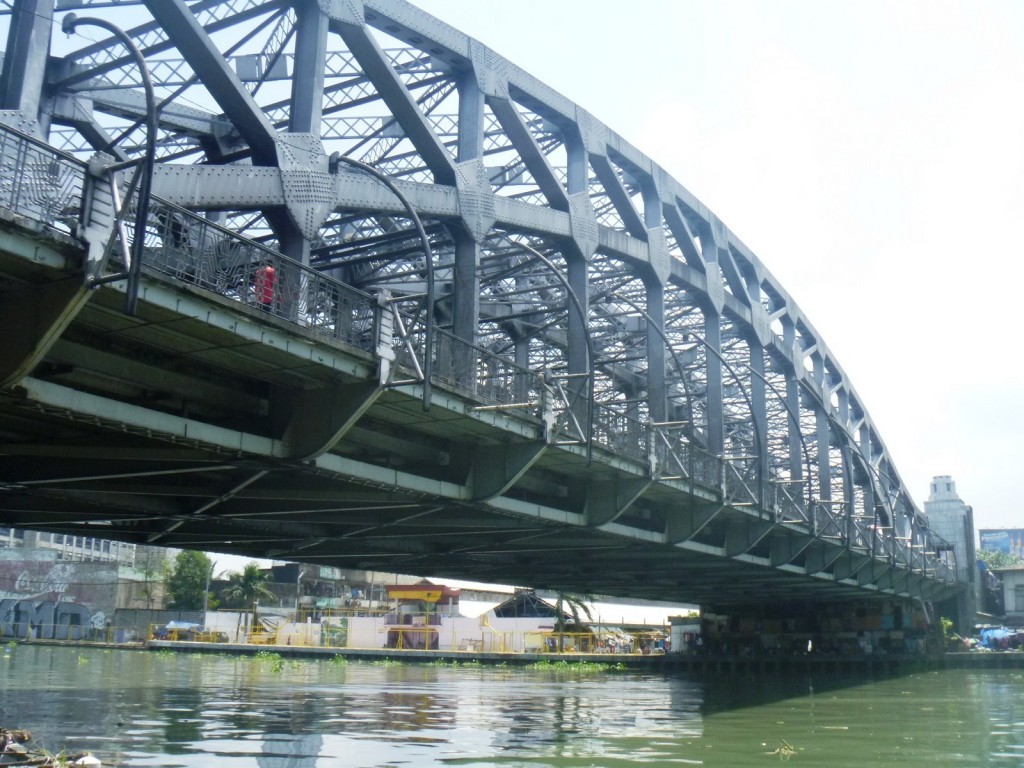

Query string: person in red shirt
[254,264,276,311]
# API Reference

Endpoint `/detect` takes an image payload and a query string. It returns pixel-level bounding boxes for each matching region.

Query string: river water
[2,645,1022,767]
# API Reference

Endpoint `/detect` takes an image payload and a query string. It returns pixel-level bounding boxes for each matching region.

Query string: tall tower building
[924,475,977,627]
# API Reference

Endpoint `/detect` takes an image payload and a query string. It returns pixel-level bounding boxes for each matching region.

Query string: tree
[553,591,594,652]
[221,562,274,636]
[978,549,1024,570]
[136,546,171,609]
[166,550,213,610]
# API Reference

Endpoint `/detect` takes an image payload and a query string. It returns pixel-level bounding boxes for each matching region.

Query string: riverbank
[139,640,1024,674]
[13,637,1024,673]
[146,638,667,668]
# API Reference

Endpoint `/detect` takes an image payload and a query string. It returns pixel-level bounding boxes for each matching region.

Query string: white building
[993,566,1024,626]
[0,528,138,565]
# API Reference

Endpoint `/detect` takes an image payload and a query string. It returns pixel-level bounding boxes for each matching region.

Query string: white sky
[408,0,1024,530]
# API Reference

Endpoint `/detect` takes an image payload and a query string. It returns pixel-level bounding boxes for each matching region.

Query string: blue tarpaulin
[979,627,1016,649]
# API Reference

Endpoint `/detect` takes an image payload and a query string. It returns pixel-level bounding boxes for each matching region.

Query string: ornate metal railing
[0,126,85,236]
[591,402,647,462]
[133,198,379,354]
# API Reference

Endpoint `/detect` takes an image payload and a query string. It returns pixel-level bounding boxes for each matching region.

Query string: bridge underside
[0,225,954,610]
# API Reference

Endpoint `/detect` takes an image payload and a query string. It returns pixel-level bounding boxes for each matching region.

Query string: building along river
[2,644,1022,767]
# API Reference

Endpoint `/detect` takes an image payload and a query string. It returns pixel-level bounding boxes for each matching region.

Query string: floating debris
[764,738,798,759]
[2,727,100,767]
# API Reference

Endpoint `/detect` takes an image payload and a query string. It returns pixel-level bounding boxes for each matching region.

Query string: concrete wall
[0,549,118,639]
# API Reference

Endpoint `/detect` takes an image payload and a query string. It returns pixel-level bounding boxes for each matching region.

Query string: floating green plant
[524,659,627,673]
[252,650,285,671]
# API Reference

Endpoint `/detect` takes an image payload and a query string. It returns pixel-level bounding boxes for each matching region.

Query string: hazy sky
[402,0,1024,531]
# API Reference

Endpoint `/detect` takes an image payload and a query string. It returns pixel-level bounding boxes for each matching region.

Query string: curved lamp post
[499,236,595,460]
[329,152,435,412]
[62,13,157,317]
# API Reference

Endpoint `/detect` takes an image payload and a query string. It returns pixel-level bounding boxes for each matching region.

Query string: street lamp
[329,152,436,411]
[62,13,157,316]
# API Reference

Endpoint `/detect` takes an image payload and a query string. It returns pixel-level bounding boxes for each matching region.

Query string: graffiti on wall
[0,555,116,639]
[0,598,106,640]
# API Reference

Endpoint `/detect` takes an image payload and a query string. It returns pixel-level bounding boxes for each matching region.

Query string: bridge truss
[0,0,960,608]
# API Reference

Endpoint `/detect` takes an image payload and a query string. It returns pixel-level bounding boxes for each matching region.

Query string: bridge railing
[766,480,810,525]
[399,324,603,447]
[0,125,86,236]
[591,402,647,462]
[428,327,540,409]
[127,199,380,353]
[723,458,762,511]
[651,424,726,493]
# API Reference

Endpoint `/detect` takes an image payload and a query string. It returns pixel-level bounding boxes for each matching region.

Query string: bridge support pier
[470,440,547,501]
[281,381,381,460]
[586,477,654,527]
[666,503,723,545]
[0,279,89,388]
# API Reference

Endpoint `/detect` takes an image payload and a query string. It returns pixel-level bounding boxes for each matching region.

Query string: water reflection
[1,646,1022,767]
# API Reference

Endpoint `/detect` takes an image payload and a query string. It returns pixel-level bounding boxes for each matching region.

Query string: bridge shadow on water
[660,653,936,715]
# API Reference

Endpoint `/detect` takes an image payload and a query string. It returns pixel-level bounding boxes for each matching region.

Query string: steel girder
[0,0,960,604]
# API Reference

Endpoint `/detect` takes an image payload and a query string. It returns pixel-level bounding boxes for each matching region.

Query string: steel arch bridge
[0,0,960,609]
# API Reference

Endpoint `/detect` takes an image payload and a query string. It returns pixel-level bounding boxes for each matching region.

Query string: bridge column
[513,331,530,401]
[811,353,832,530]
[291,0,328,135]
[703,311,724,455]
[695,224,725,456]
[741,264,772,508]
[858,422,884,554]
[564,127,592,430]
[0,0,53,124]
[747,339,769,507]
[452,69,484,346]
[641,174,668,425]
[277,0,330,278]
[644,278,667,424]
[782,318,805,485]
[566,254,591,429]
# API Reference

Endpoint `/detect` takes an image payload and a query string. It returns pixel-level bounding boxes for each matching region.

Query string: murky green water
[2,645,1022,767]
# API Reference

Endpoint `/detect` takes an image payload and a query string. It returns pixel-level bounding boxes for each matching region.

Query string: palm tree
[553,591,594,652]
[221,563,274,640]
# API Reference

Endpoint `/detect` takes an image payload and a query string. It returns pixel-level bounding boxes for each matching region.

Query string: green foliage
[552,591,595,632]
[253,650,285,672]
[979,548,1024,570]
[221,563,275,639]
[524,659,624,673]
[166,550,214,611]
[940,616,954,641]
[552,591,595,652]
[427,658,483,668]
[220,562,274,608]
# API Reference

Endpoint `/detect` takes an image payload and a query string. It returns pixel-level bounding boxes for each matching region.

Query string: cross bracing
[0,0,960,607]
